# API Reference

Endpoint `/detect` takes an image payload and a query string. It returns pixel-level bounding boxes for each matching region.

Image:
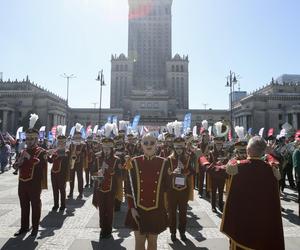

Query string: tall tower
[110,0,188,123]
[128,0,173,90]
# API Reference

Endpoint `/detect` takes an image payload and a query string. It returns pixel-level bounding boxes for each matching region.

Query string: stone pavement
[0,168,299,250]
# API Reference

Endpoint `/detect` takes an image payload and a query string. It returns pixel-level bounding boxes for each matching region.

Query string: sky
[1,0,300,110]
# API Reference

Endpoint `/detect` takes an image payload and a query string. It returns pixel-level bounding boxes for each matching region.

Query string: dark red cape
[221,159,285,250]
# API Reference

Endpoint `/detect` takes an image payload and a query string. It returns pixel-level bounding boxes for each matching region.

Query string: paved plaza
[0,168,299,250]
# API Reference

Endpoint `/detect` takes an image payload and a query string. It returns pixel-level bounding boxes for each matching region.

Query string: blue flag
[183,113,192,134]
[112,115,118,124]
[131,115,141,130]
[107,115,112,123]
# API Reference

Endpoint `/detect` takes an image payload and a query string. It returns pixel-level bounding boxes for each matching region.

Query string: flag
[51,126,57,139]
[107,115,112,123]
[258,128,264,137]
[228,129,232,141]
[248,127,253,135]
[131,115,141,130]
[268,128,274,137]
[112,115,118,124]
[69,126,75,137]
[183,113,192,134]
[16,126,23,140]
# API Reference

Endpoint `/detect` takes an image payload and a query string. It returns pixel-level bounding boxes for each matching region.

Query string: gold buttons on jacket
[139,171,142,174]
[157,171,160,175]
[155,181,158,184]
[141,189,143,192]
[141,198,143,201]
[141,180,144,183]
[153,190,156,193]
[153,200,155,203]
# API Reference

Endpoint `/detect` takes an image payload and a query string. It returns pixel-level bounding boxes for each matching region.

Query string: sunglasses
[143,141,156,146]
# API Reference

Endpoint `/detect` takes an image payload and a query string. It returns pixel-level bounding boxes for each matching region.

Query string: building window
[116,65,119,71]
[288,113,293,124]
[278,114,282,120]
[181,65,184,72]
[278,104,282,109]
[176,65,179,72]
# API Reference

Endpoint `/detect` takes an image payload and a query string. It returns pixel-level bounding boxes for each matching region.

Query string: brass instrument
[70,144,77,170]
[91,160,108,188]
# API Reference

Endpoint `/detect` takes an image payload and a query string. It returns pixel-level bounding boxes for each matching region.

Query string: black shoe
[30,229,38,237]
[59,206,65,211]
[219,203,224,212]
[100,232,112,239]
[77,194,83,199]
[180,233,188,242]
[171,234,177,242]
[52,206,59,211]
[14,228,29,236]
[84,184,89,188]
[212,207,217,213]
[67,193,73,199]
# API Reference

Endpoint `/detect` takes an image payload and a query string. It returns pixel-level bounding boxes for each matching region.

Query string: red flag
[228,129,232,141]
[268,128,274,137]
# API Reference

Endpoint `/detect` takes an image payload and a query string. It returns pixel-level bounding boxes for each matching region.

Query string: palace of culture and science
[1,0,300,134]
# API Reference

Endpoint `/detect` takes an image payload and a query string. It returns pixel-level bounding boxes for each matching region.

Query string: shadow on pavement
[91,236,126,250]
[169,239,208,250]
[1,235,38,250]
[282,208,300,226]
[38,210,71,239]
[186,211,206,242]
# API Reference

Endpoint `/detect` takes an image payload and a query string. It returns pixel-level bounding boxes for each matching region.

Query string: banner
[81,127,86,139]
[183,113,192,134]
[39,126,46,132]
[107,115,112,123]
[131,115,141,130]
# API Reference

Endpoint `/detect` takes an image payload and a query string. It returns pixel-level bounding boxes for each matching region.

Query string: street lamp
[61,73,76,129]
[96,70,105,126]
[225,70,237,131]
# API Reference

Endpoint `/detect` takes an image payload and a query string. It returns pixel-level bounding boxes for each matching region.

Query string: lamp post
[96,70,105,126]
[61,73,76,129]
[225,70,237,130]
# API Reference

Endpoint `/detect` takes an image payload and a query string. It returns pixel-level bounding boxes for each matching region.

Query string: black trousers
[282,163,295,188]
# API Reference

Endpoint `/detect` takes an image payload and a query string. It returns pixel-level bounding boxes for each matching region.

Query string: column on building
[293,113,298,130]
[2,110,8,132]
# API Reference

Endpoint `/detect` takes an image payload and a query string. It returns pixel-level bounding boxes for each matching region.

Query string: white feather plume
[173,120,182,138]
[112,123,118,136]
[29,113,39,129]
[93,125,99,134]
[104,123,114,138]
[235,126,245,140]
[202,120,208,130]
[62,125,67,136]
[166,122,174,134]
[158,134,164,141]
[75,123,82,132]
[214,121,223,137]
[119,120,128,131]
[56,125,64,136]
[192,125,197,137]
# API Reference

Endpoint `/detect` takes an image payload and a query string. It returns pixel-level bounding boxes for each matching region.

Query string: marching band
[11,113,300,250]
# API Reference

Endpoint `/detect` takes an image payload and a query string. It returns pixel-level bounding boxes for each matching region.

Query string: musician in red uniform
[207,136,228,213]
[85,135,95,188]
[198,129,211,198]
[125,133,169,250]
[47,134,70,211]
[68,130,87,199]
[125,134,138,157]
[222,136,284,250]
[160,133,174,158]
[114,135,127,211]
[14,118,48,237]
[92,138,121,239]
[166,137,194,242]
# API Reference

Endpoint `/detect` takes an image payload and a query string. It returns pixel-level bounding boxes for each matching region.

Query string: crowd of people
[3,114,300,250]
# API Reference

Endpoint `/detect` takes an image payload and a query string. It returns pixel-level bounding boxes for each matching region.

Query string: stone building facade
[233,75,300,134]
[110,0,189,122]
[0,77,67,134]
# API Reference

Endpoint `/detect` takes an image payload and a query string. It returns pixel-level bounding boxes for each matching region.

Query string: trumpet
[92,160,108,188]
